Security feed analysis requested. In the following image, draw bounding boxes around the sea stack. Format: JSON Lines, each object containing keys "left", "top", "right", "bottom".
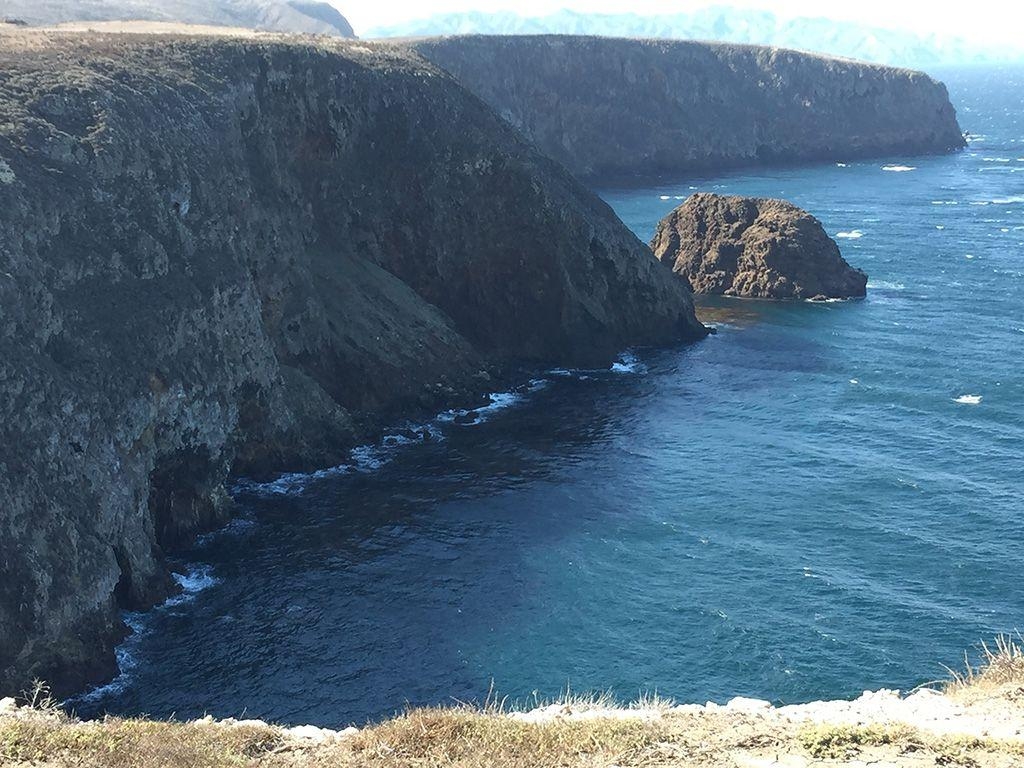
{"left": 651, "top": 193, "right": 868, "bottom": 300}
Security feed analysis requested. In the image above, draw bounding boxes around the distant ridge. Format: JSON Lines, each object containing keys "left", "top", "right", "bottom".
{"left": 412, "top": 35, "right": 965, "bottom": 183}
{"left": 371, "top": 7, "right": 1022, "bottom": 68}
{"left": 2, "top": 0, "right": 355, "bottom": 37}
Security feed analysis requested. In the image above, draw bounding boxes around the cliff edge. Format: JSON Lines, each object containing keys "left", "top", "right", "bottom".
{"left": 411, "top": 35, "right": 966, "bottom": 183}
{"left": 0, "top": 28, "right": 703, "bottom": 697}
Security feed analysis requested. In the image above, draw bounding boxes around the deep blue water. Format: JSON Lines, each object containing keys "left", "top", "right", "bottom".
{"left": 74, "top": 66, "right": 1023, "bottom": 727}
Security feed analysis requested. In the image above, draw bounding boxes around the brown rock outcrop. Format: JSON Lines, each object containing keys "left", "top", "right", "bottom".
{"left": 651, "top": 193, "right": 868, "bottom": 299}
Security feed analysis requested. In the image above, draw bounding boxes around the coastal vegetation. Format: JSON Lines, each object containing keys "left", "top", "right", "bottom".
{"left": 2, "top": 638, "right": 1022, "bottom": 767}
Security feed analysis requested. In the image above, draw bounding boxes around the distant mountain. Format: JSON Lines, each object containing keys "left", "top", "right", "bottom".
{"left": 368, "top": 7, "right": 1020, "bottom": 68}
{"left": 2, "top": 0, "right": 355, "bottom": 37}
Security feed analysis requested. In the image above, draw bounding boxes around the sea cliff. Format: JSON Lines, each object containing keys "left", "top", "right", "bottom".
{"left": 411, "top": 35, "right": 966, "bottom": 182}
{"left": 0, "top": 28, "right": 704, "bottom": 697}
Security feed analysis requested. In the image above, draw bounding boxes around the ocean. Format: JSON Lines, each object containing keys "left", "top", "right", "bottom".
{"left": 73, "top": 65, "right": 1024, "bottom": 727}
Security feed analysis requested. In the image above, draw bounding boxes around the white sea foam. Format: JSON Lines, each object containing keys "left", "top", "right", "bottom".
{"left": 965, "top": 254, "right": 975, "bottom": 260}
{"left": 610, "top": 351, "right": 648, "bottom": 374}
{"left": 165, "top": 564, "right": 220, "bottom": 607}
{"left": 849, "top": 379, "right": 859, "bottom": 385}
{"left": 66, "top": 566, "right": 220, "bottom": 707}
{"left": 936, "top": 225, "right": 945, "bottom": 230}
{"left": 835, "top": 162, "right": 848, "bottom": 167}
{"left": 931, "top": 200, "right": 959, "bottom": 205}
{"left": 881, "top": 164, "right": 916, "bottom": 172}
{"left": 982, "top": 157, "right": 1011, "bottom": 162}
{"left": 865, "top": 280, "right": 905, "bottom": 290}
{"left": 835, "top": 229, "right": 863, "bottom": 239}
{"left": 990, "top": 195, "right": 1024, "bottom": 204}
{"left": 234, "top": 462, "right": 352, "bottom": 497}
{"left": 438, "top": 383, "right": 544, "bottom": 426}
{"left": 954, "top": 394, "right": 983, "bottom": 405}
{"left": 66, "top": 613, "right": 148, "bottom": 706}
{"left": 659, "top": 195, "right": 671, "bottom": 200}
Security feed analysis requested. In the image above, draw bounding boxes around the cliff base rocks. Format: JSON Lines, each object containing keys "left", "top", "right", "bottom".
{"left": 651, "top": 193, "right": 868, "bottom": 300}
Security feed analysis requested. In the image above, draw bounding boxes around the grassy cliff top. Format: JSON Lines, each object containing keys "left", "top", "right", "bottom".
{"left": 2, "top": 639, "right": 1022, "bottom": 767}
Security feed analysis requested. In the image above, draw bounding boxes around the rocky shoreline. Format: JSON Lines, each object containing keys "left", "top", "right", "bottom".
{"left": 0, "top": 24, "right": 966, "bottom": 703}
{"left": 0, "top": 28, "right": 703, "bottom": 698}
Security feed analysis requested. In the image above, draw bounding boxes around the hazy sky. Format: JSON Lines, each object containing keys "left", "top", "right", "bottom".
{"left": 339, "top": 0, "right": 1023, "bottom": 45}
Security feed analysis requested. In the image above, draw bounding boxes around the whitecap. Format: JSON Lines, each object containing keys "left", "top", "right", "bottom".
{"left": 965, "top": 254, "right": 975, "bottom": 259}
{"left": 659, "top": 195, "right": 671, "bottom": 200}
{"left": 930, "top": 200, "right": 959, "bottom": 205}
{"left": 835, "top": 229, "right": 863, "bottom": 239}
{"left": 936, "top": 225, "right": 945, "bottom": 230}
{"left": 953, "top": 394, "right": 982, "bottom": 405}
{"left": 835, "top": 162, "right": 848, "bottom": 167}
{"left": 849, "top": 378, "right": 859, "bottom": 385}
{"left": 865, "top": 280, "right": 905, "bottom": 290}
{"left": 881, "top": 164, "right": 916, "bottom": 172}
{"left": 990, "top": 195, "right": 1024, "bottom": 204}
{"left": 982, "top": 157, "right": 1011, "bottom": 162}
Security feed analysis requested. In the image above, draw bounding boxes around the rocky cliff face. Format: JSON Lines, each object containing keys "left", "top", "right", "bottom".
{"left": 651, "top": 193, "right": 867, "bottom": 299}
{"left": 2, "top": 0, "right": 355, "bottom": 37}
{"left": 0, "top": 29, "right": 703, "bottom": 697}
{"left": 411, "top": 36, "right": 965, "bottom": 183}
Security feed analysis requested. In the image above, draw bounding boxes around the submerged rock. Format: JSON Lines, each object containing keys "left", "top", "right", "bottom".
{"left": 651, "top": 193, "right": 868, "bottom": 300}
{"left": 0, "top": 30, "right": 703, "bottom": 697}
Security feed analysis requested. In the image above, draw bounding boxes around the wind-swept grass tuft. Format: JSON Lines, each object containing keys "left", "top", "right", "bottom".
{"left": 945, "top": 633, "right": 1024, "bottom": 699}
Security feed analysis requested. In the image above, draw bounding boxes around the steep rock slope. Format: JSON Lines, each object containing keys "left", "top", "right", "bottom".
{"left": 0, "top": 29, "right": 703, "bottom": 697}
{"left": 411, "top": 36, "right": 965, "bottom": 182}
{"left": 1, "top": 0, "right": 355, "bottom": 37}
{"left": 652, "top": 193, "right": 868, "bottom": 299}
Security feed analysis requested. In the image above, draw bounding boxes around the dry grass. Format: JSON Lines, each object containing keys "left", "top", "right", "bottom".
{"left": 0, "top": 714, "right": 284, "bottom": 767}
{"left": 3, "top": 640, "right": 1024, "bottom": 766}
{"left": 334, "top": 706, "right": 673, "bottom": 767}
{"left": 945, "top": 633, "right": 1024, "bottom": 701}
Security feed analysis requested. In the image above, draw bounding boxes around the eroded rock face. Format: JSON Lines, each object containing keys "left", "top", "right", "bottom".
{"left": 412, "top": 36, "right": 965, "bottom": 183}
{"left": 0, "top": 30, "right": 704, "bottom": 697}
{"left": 651, "top": 193, "right": 868, "bottom": 299}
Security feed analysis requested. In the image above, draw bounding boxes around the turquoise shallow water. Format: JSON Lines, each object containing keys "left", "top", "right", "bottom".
{"left": 74, "top": 66, "right": 1023, "bottom": 727}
